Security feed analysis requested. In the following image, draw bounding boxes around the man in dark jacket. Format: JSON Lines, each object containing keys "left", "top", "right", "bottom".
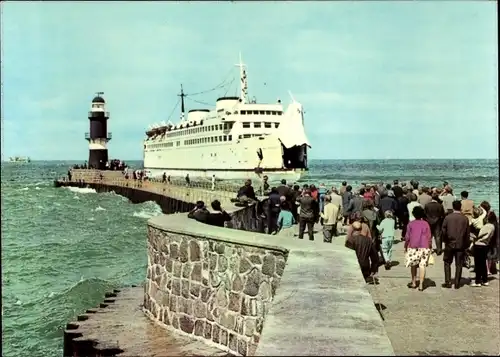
{"left": 347, "top": 188, "right": 365, "bottom": 219}
{"left": 267, "top": 188, "right": 282, "bottom": 234}
{"left": 187, "top": 201, "right": 210, "bottom": 223}
{"left": 297, "top": 190, "right": 315, "bottom": 240}
{"left": 379, "top": 192, "right": 398, "bottom": 219}
{"left": 206, "top": 200, "right": 232, "bottom": 227}
{"left": 392, "top": 180, "right": 403, "bottom": 199}
{"left": 276, "top": 179, "right": 291, "bottom": 200}
{"left": 424, "top": 195, "right": 446, "bottom": 255}
{"left": 237, "top": 179, "right": 257, "bottom": 201}
{"left": 441, "top": 200, "right": 470, "bottom": 289}
{"left": 346, "top": 221, "right": 379, "bottom": 281}
{"left": 396, "top": 190, "right": 410, "bottom": 235}
{"left": 341, "top": 185, "right": 353, "bottom": 224}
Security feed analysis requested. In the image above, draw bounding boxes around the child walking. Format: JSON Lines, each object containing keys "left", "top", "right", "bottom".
{"left": 377, "top": 210, "right": 396, "bottom": 270}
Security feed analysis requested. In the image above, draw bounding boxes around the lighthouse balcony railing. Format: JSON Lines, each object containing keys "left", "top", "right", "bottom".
{"left": 85, "top": 132, "right": 112, "bottom": 140}
{"left": 88, "top": 111, "right": 110, "bottom": 118}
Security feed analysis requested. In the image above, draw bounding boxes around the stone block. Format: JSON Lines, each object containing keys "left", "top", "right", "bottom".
{"left": 191, "top": 262, "right": 202, "bottom": 282}
{"left": 228, "top": 332, "right": 238, "bottom": 353}
{"left": 179, "top": 315, "right": 195, "bottom": 334}
{"left": 161, "top": 290, "right": 170, "bottom": 306}
{"left": 215, "top": 287, "right": 228, "bottom": 309}
{"left": 243, "top": 268, "right": 260, "bottom": 296}
{"left": 232, "top": 273, "right": 244, "bottom": 292}
{"left": 181, "top": 279, "right": 190, "bottom": 298}
{"left": 171, "top": 278, "right": 181, "bottom": 296}
{"left": 189, "top": 240, "right": 201, "bottom": 261}
{"left": 249, "top": 254, "right": 262, "bottom": 265}
{"left": 182, "top": 262, "right": 192, "bottom": 279}
{"left": 173, "top": 261, "right": 182, "bottom": 278}
{"left": 235, "top": 315, "right": 244, "bottom": 335}
{"left": 179, "top": 239, "right": 189, "bottom": 263}
{"left": 237, "top": 336, "right": 249, "bottom": 356}
{"left": 220, "top": 328, "right": 229, "bottom": 346}
{"left": 262, "top": 254, "right": 275, "bottom": 276}
{"left": 220, "top": 311, "right": 236, "bottom": 330}
{"left": 169, "top": 243, "right": 179, "bottom": 260}
{"left": 243, "top": 317, "right": 256, "bottom": 337}
{"left": 209, "top": 252, "right": 218, "bottom": 271}
{"left": 218, "top": 255, "right": 228, "bottom": 272}
{"left": 172, "top": 313, "right": 179, "bottom": 329}
{"left": 165, "top": 256, "right": 173, "bottom": 273}
{"left": 212, "top": 324, "right": 221, "bottom": 344}
{"left": 200, "top": 286, "right": 212, "bottom": 303}
{"left": 169, "top": 295, "right": 178, "bottom": 313}
{"left": 194, "top": 319, "right": 204, "bottom": 336}
{"left": 210, "top": 271, "right": 221, "bottom": 288}
{"left": 275, "top": 256, "right": 286, "bottom": 276}
{"left": 215, "top": 242, "right": 225, "bottom": 254}
{"left": 190, "top": 282, "right": 201, "bottom": 298}
{"left": 193, "top": 299, "right": 207, "bottom": 319}
{"left": 258, "top": 281, "right": 271, "bottom": 301}
{"left": 228, "top": 292, "right": 242, "bottom": 312}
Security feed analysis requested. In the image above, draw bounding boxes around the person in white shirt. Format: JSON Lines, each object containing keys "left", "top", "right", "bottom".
{"left": 407, "top": 193, "right": 421, "bottom": 221}
{"left": 211, "top": 175, "right": 216, "bottom": 191}
{"left": 320, "top": 195, "right": 341, "bottom": 243}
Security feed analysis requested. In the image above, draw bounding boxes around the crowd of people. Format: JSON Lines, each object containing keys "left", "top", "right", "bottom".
{"left": 231, "top": 177, "right": 499, "bottom": 290}
{"left": 71, "top": 159, "right": 128, "bottom": 171}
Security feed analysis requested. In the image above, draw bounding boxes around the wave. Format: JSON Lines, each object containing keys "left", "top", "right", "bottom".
{"left": 19, "top": 187, "right": 29, "bottom": 191}
{"left": 66, "top": 187, "right": 97, "bottom": 194}
{"left": 95, "top": 206, "right": 106, "bottom": 211}
{"left": 132, "top": 201, "right": 163, "bottom": 219}
{"left": 35, "top": 187, "right": 41, "bottom": 190}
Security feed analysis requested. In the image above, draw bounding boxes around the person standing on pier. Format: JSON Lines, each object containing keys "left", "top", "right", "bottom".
{"left": 441, "top": 200, "right": 470, "bottom": 289}
{"left": 418, "top": 187, "right": 432, "bottom": 207}
{"left": 320, "top": 195, "right": 341, "bottom": 242}
{"left": 392, "top": 180, "right": 403, "bottom": 199}
{"left": 440, "top": 186, "right": 455, "bottom": 214}
{"left": 340, "top": 181, "right": 348, "bottom": 195}
{"left": 470, "top": 211, "right": 497, "bottom": 287}
{"left": 297, "top": 189, "right": 315, "bottom": 241}
{"left": 185, "top": 174, "right": 191, "bottom": 187}
{"left": 377, "top": 210, "right": 396, "bottom": 270}
{"left": 211, "top": 175, "right": 216, "bottom": 191}
{"left": 267, "top": 188, "right": 281, "bottom": 234}
{"left": 346, "top": 221, "right": 379, "bottom": 282}
{"left": 276, "top": 201, "right": 296, "bottom": 238}
{"left": 460, "top": 191, "right": 474, "bottom": 223}
{"left": 67, "top": 168, "right": 72, "bottom": 182}
{"left": 424, "top": 195, "right": 446, "bottom": 255}
{"left": 404, "top": 206, "right": 432, "bottom": 291}
{"left": 162, "top": 172, "right": 167, "bottom": 184}
{"left": 341, "top": 185, "right": 353, "bottom": 225}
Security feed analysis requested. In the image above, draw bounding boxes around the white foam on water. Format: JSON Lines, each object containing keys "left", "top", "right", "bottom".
{"left": 15, "top": 300, "right": 22, "bottom": 306}
{"left": 66, "top": 187, "right": 97, "bottom": 194}
{"left": 73, "top": 196, "right": 80, "bottom": 200}
{"left": 20, "top": 187, "right": 29, "bottom": 191}
{"left": 88, "top": 217, "right": 95, "bottom": 221}
{"left": 132, "top": 201, "right": 163, "bottom": 219}
{"left": 35, "top": 187, "right": 41, "bottom": 190}
{"left": 95, "top": 206, "right": 106, "bottom": 211}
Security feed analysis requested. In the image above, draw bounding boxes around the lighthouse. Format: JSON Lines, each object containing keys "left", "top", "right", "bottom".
{"left": 85, "top": 92, "right": 111, "bottom": 169}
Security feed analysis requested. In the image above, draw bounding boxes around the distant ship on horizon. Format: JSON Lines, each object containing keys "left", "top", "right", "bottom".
{"left": 8, "top": 156, "right": 31, "bottom": 163}
{"left": 143, "top": 53, "right": 311, "bottom": 182}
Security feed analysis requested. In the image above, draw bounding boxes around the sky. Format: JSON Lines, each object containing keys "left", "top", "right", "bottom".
{"left": 1, "top": 1, "right": 498, "bottom": 160}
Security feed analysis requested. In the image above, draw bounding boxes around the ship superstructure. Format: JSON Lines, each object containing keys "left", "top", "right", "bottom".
{"left": 143, "top": 54, "right": 310, "bottom": 181}
{"left": 8, "top": 156, "right": 31, "bottom": 163}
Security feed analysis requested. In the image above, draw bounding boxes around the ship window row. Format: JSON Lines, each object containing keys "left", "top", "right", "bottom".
{"left": 239, "top": 134, "right": 264, "bottom": 139}
{"left": 168, "top": 123, "right": 234, "bottom": 137}
{"left": 148, "top": 142, "right": 175, "bottom": 149}
{"left": 242, "top": 122, "right": 280, "bottom": 129}
{"left": 240, "top": 110, "right": 282, "bottom": 115}
{"left": 184, "top": 135, "right": 233, "bottom": 145}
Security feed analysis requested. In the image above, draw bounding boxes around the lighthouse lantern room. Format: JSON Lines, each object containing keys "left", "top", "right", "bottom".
{"left": 85, "top": 92, "right": 112, "bottom": 169}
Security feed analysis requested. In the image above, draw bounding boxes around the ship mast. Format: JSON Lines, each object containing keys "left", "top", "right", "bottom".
{"left": 178, "top": 84, "right": 186, "bottom": 121}
{"left": 235, "top": 52, "right": 248, "bottom": 104}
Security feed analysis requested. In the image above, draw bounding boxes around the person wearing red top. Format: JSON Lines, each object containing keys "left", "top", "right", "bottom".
{"left": 363, "top": 186, "right": 375, "bottom": 200}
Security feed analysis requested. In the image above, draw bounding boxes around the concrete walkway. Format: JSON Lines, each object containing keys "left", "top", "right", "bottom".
{"left": 295, "top": 224, "right": 499, "bottom": 356}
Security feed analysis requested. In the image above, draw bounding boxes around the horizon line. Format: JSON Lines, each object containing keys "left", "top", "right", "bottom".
{"left": 3, "top": 158, "right": 499, "bottom": 162}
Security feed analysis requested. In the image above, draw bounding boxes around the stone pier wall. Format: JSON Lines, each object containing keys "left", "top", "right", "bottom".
{"left": 144, "top": 224, "right": 287, "bottom": 356}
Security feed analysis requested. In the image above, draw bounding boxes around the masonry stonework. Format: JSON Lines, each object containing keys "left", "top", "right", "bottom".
{"left": 144, "top": 226, "right": 287, "bottom": 356}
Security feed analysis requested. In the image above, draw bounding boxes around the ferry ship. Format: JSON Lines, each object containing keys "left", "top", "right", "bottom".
{"left": 143, "top": 54, "right": 310, "bottom": 182}
{"left": 8, "top": 156, "right": 31, "bottom": 163}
